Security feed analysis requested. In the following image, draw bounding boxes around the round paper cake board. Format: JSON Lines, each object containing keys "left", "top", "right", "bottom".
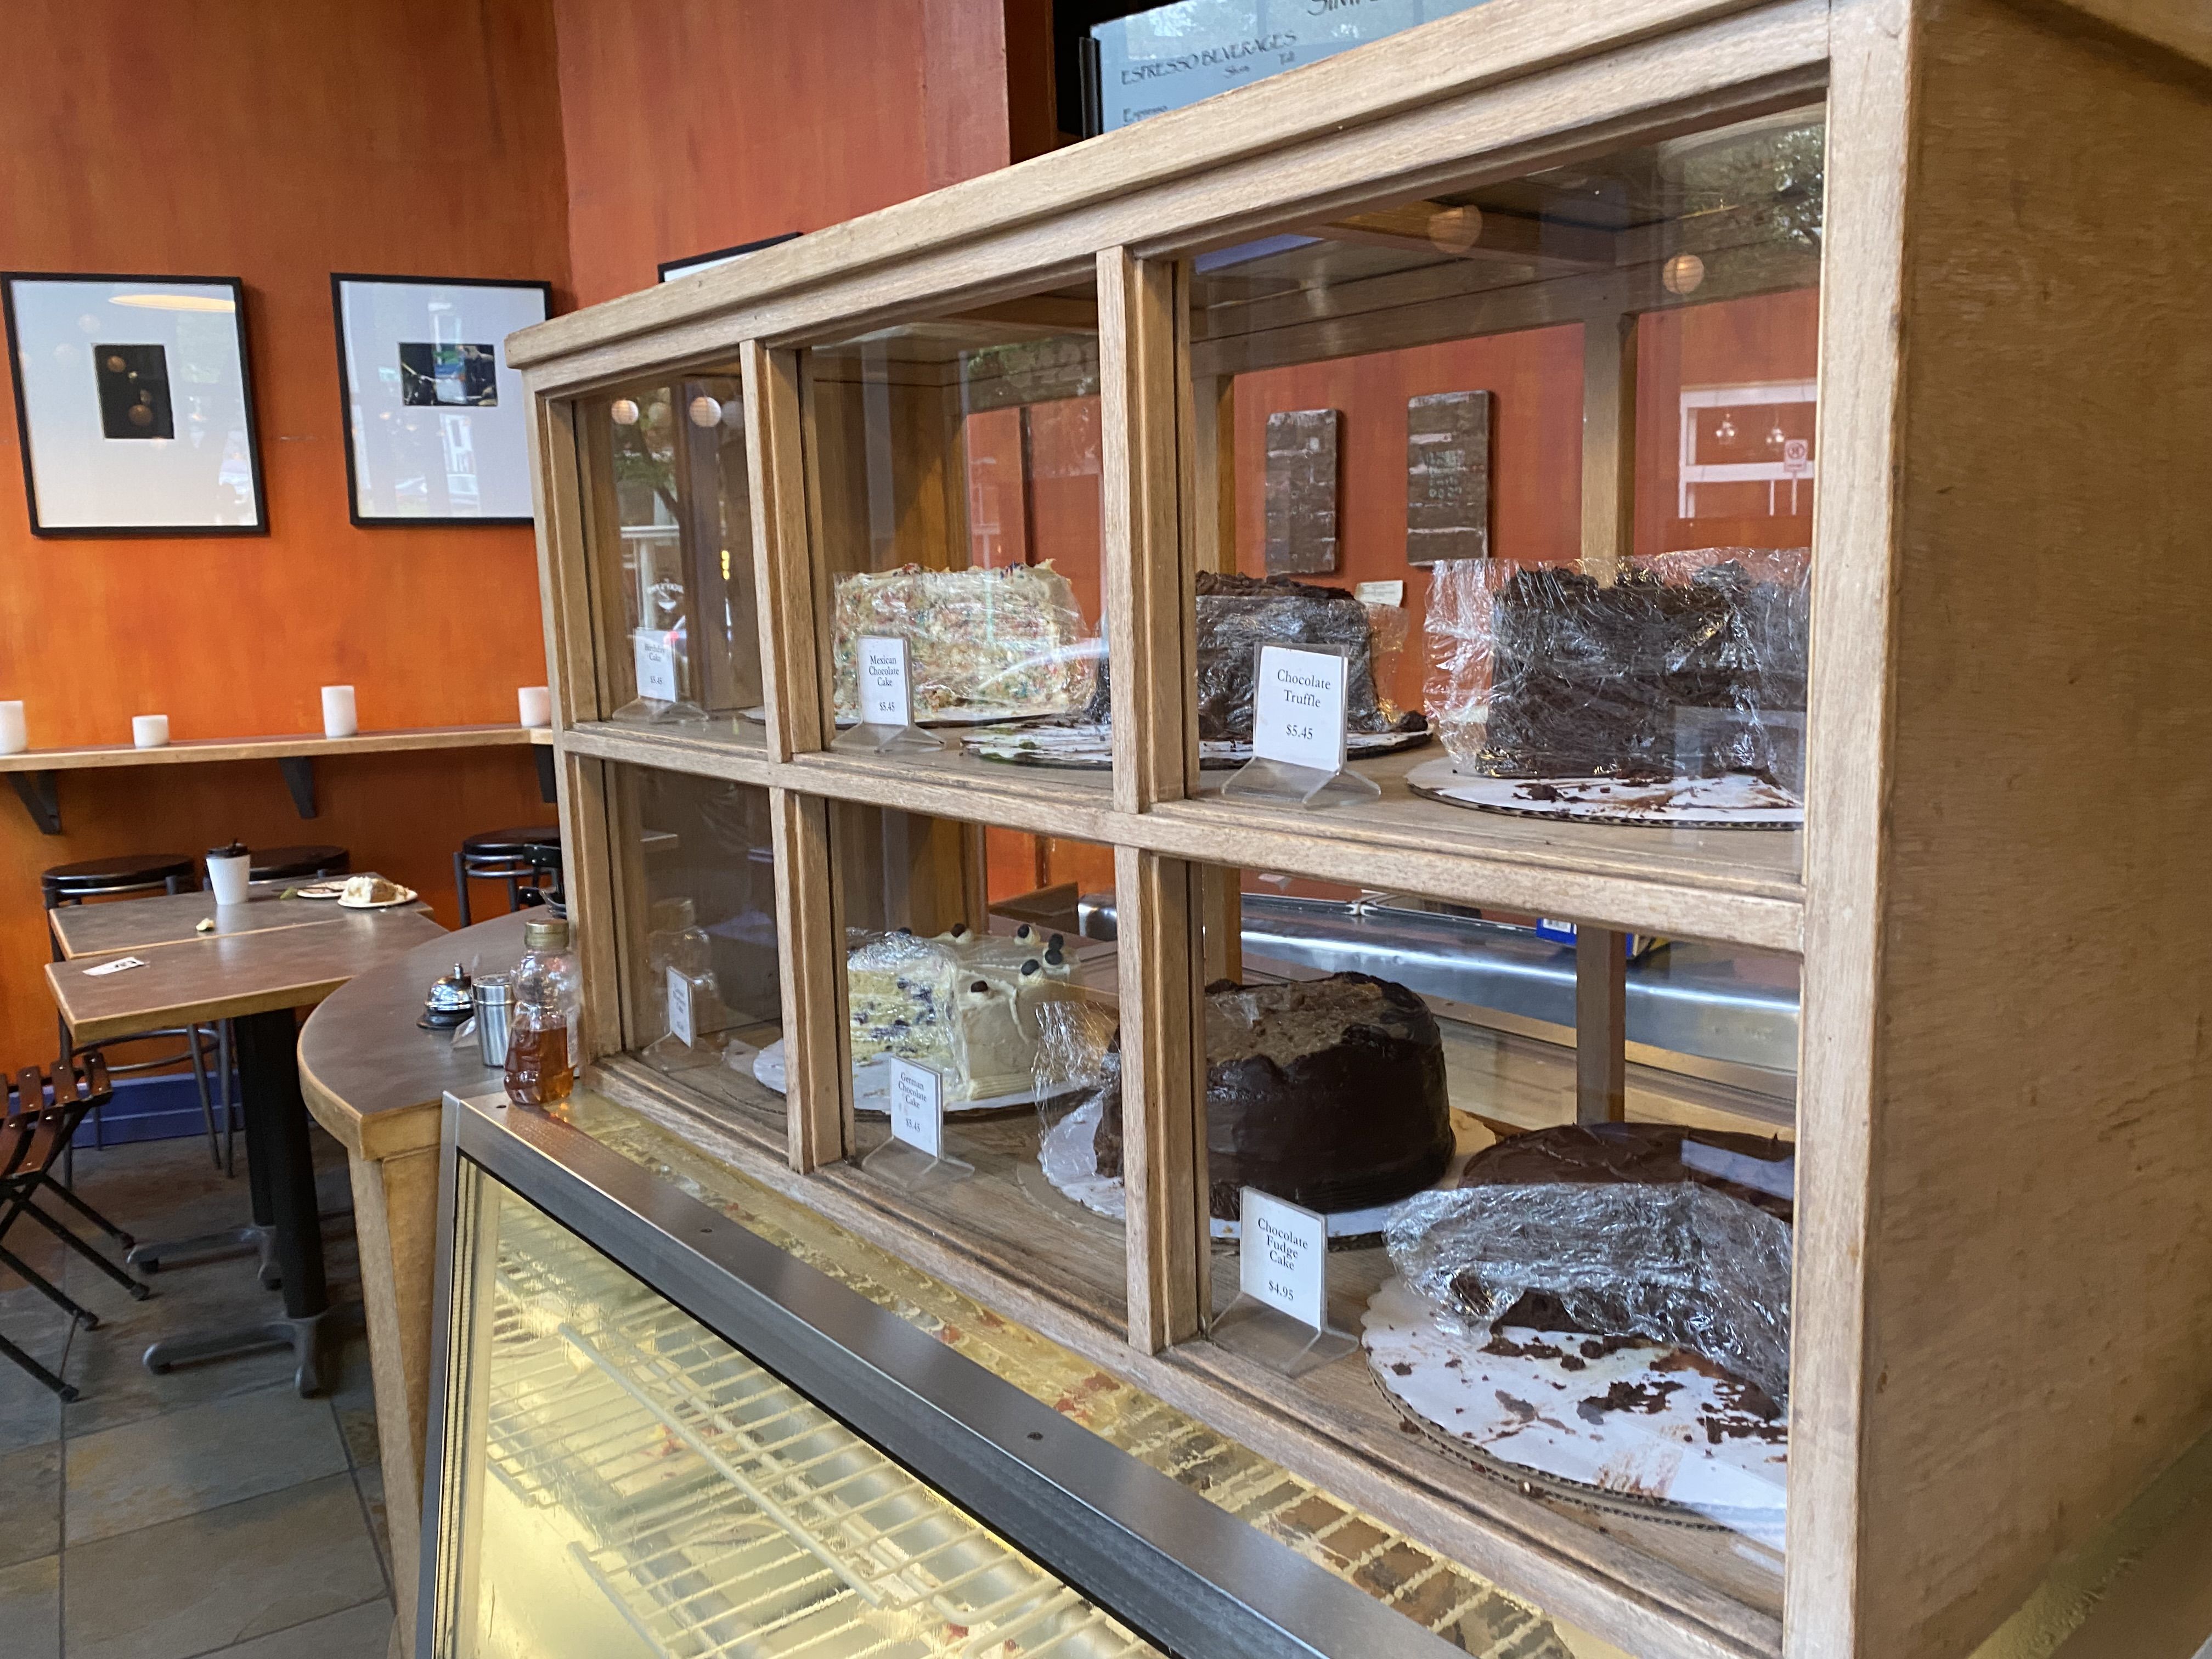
{"left": 966, "top": 721, "right": 1431, "bottom": 771}
{"left": 1039, "top": 1100, "right": 1494, "bottom": 1240}
{"left": 752, "top": 1039, "right": 1037, "bottom": 1115}
{"left": 1405, "top": 759, "right": 1803, "bottom": 828}
{"left": 1361, "top": 1276, "right": 1787, "bottom": 1533}
{"left": 742, "top": 704, "right": 1061, "bottom": 730}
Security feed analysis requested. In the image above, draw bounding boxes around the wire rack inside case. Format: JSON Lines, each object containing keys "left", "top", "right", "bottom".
{"left": 480, "top": 1198, "right": 1160, "bottom": 1659}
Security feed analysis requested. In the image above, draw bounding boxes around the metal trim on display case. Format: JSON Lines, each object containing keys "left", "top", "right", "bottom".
{"left": 415, "top": 1089, "right": 1463, "bottom": 1659}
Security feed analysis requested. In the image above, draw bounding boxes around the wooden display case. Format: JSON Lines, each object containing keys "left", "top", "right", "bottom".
{"left": 505, "top": 3, "right": 2212, "bottom": 1656}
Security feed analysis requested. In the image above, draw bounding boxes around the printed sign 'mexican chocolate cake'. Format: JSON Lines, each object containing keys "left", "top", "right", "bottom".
{"left": 1093, "top": 972, "right": 1453, "bottom": 1220}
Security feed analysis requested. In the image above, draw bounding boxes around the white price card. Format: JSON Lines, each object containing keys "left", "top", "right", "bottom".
{"left": 1251, "top": 644, "right": 1348, "bottom": 774}
{"left": 1353, "top": 579, "right": 1404, "bottom": 607}
{"left": 887, "top": 1057, "right": 943, "bottom": 1157}
{"left": 1239, "top": 1188, "right": 1328, "bottom": 1331}
{"left": 857, "top": 635, "right": 913, "bottom": 727}
{"left": 633, "top": 630, "right": 680, "bottom": 702}
{"left": 84, "top": 956, "right": 147, "bottom": 977}
{"left": 666, "top": 966, "right": 696, "bottom": 1048}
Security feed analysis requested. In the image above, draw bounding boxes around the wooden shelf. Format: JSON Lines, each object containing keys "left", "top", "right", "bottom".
{"left": 554, "top": 723, "right": 1802, "bottom": 951}
{"left": 0, "top": 723, "right": 548, "bottom": 834}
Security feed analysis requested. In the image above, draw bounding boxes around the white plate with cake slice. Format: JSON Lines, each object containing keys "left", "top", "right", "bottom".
{"left": 1407, "top": 761, "right": 1803, "bottom": 828}
{"left": 1040, "top": 1099, "right": 1494, "bottom": 1241}
{"left": 751, "top": 1040, "right": 1038, "bottom": 1115}
{"left": 1361, "top": 1275, "right": 1787, "bottom": 1536}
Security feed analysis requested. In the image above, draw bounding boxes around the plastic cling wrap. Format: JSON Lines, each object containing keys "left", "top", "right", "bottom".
{"left": 1421, "top": 551, "right": 1809, "bottom": 790}
{"left": 1387, "top": 1182, "right": 1793, "bottom": 1407}
{"left": 831, "top": 562, "right": 1099, "bottom": 723}
{"left": 1031, "top": 998, "right": 1118, "bottom": 1139}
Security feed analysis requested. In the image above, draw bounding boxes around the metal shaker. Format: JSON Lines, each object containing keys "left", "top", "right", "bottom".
{"left": 472, "top": 974, "right": 515, "bottom": 1068}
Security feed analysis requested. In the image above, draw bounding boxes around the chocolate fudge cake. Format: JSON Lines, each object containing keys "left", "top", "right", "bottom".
{"left": 832, "top": 562, "right": 1096, "bottom": 723}
{"left": 1476, "top": 561, "right": 1807, "bottom": 787}
{"left": 1093, "top": 972, "right": 1453, "bottom": 1220}
{"left": 1436, "top": 1122, "right": 1795, "bottom": 1408}
{"left": 1084, "top": 571, "right": 1422, "bottom": 741}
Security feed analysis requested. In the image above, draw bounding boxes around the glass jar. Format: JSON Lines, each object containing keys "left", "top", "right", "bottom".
{"left": 505, "top": 917, "right": 582, "bottom": 1108}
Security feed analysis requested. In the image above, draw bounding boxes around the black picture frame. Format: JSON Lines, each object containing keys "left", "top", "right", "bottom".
{"left": 1, "top": 270, "right": 269, "bottom": 539}
{"left": 330, "top": 272, "right": 553, "bottom": 529}
{"left": 657, "top": 233, "right": 802, "bottom": 284}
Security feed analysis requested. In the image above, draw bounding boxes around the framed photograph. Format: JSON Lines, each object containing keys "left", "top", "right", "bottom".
{"left": 2, "top": 272, "right": 268, "bottom": 537}
{"left": 331, "top": 273, "right": 551, "bottom": 526}
{"left": 658, "top": 232, "right": 799, "bottom": 284}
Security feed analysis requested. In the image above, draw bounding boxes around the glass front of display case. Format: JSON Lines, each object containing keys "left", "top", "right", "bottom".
{"left": 798, "top": 282, "right": 1109, "bottom": 777}
{"left": 1180, "top": 107, "right": 1822, "bottom": 875}
{"left": 427, "top": 1163, "right": 1167, "bottom": 1659}
{"left": 607, "top": 763, "right": 784, "bottom": 1139}
{"left": 578, "top": 373, "right": 761, "bottom": 737}
{"left": 824, "top": 804, "right": 1125, "bottom": 1323}
{"left": 1170, "top": 859, "right": 1794, "bottom": 1612}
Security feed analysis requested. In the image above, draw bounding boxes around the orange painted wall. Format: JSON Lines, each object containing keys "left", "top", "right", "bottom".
{"left": 0, "top": 0, "right": 570, "bottom": 1064}
{"left": 554, "top": 0, "right": 1039, "bottom": 307}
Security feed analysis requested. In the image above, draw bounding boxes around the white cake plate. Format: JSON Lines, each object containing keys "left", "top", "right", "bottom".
{"left": 1361, "top": 1276, "right": 1788, "bottom": 1537}
{"left": 1039, "top": 1099, "right": 1493, "bottom": 1240}
{"left": 752, "top": 1039, "right": 1037, "bottom": 1115}
{"left": 965, "top": 720, "right": 1430, "bottom": 771}
{"left": 1406, "top": 760, "right": 1803, "bottom": 828}
{"left": 742, "top": 704, "right": 1066, "bottom": 730}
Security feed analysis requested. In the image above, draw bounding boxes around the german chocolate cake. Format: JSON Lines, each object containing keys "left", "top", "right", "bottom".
{"left": 1094, "top": 972, "right": 1453, "bottom": 1220}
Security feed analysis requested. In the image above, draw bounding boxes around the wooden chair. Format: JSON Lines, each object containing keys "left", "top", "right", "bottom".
{"left": 0, "top": 1055, "right": 150, "bottom": 1400}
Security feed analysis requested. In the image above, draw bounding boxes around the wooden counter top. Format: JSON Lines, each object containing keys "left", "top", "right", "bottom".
{"left": 298, "top": 910, "right": 533, "bottom": 1160}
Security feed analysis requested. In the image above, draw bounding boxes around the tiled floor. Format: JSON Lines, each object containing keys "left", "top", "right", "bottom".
{"left": 0, "top": 1132, "right": 395, "bottom": 1659}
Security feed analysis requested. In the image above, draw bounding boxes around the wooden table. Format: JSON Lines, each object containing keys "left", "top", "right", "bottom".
{"left": 47, "top": 878, "right": 431, "bottom": 958}
{"left": 47, "top": 903, "right": 445, "bottom": 1394}
{"left": 297, "top": 910, "right": 531, "bottom": 1659}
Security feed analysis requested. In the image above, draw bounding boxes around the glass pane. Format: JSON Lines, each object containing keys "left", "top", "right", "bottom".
{"left": 800, "top": 283, "right": 1109, "bottom": 775}
{"left": 822, "top": 804, "right": 1125, "bottom": 1325}
{"left": 578, "top": 374, "right": 761, "bottom": 738}
{"left": 563, "top": 1085, "right": 1632, "bottom": 1659}
{"left": 1185, "top": 106, "right": 1822, "bottom": 877}
{"left": 445, "top": 1172, "right": 1164, "bottom": 1659}
{"left": 1173, "top": 861, "right": 1793, "bottom": 1611}
{"left": 607, "top": 764, "right": 784, "bottom": 1140}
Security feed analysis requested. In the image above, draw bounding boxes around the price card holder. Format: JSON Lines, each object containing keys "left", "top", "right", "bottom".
{"left": 642, "top": 967, "right": 727, "bottom": 1075}
{"left": 832, "top": 635, "right": 945, "bottom": 754}
{"left": 1208, "top": 1187, "right": 1357, "bottom": 1378}
{"left": 1221, "top": 643, "right": 1381, "bottom": 810}
{"left": 622, "top": 628, "right": 705, "bottom": 723}
{"left": 859, "top": 1058, "right": 973, "bottom": 1192}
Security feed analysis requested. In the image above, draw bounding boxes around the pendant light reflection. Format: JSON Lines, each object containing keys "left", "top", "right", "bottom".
{"left": 687, "top": 394, "right": 722, "bottom": 428}
{"left": 610, "top": 397, "right": 641, "bottom": 426}
{"left": 1661, "top": 251, "right": 1707, "bottom": 296}
{"left": 1425, "top": 205, "right": 1483, "bottom": 255}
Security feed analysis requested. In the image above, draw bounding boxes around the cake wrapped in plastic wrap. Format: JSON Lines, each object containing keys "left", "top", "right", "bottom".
{"left": 1085, "top": 571, "right": 1421, "bottom": 741}
{"left": 1422, "top": 550, "right": 1809, "bottom": 791}
{"left": 1387, "top": 1174, "right": 1793, "bottom": 1408}
{"left": 846, "top": 924, "right": 1078, "bottom": 1102}
{"left": 831, "top": 562, "right": 1098, "bottom": 723}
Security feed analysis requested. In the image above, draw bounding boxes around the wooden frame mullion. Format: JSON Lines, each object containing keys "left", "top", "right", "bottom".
{"left": 770, "top": 786, "right": 851, "bottom": 1172}
{"left": 742, "top": 342, "right": 820, "bottom": 761}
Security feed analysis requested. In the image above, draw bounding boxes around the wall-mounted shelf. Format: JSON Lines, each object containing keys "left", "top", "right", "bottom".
{"left": 0, "top": 723, "right": 554, "bottom": 834}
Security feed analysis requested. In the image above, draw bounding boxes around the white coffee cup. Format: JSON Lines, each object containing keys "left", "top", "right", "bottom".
{"left": 321, "top": 685, "right": 358, "bottom": 739}
{"left": 132, "top": 715, "right": 170, "bottom": 748}
{"left": 205, "top": 846, "right": 251, "bottom": 906}
{"left": 517, "top": 686, "right": 551, "bottom": 728}
{"left": 0, "top": 702, "right": 25, "bottom": 756}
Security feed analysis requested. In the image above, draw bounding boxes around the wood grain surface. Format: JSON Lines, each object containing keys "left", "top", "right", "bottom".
{"left": 48, "top": 877, "right": 427, "bottom": 959}
{"left": 48, "top": 909, "right": 444, "bottom": 1044}
{"left": 0, "top": 725, "right": 538, "bottom": 776}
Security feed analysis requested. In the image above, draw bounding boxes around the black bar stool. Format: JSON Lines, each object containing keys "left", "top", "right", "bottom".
{"left": 453, "top": 825, "right": 562, "bottom": 926}
{"left": 42, "top": 854, "right": 227, "bottom": 1180}
{"left": 247, "top": 844, "right": 350, "bottom": 883}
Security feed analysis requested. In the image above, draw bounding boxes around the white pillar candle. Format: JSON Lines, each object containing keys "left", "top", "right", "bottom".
{"left": 132, "top": 714, "right": 170, "bottom": 748}
{"left": 321, "top": 684, "right": 358, "bottom": 738}
{"left": 0, "top": 702, "right": 24, "bottom": 756}
{"left": 517, "top": 685, "right": 552, "bottom": 728}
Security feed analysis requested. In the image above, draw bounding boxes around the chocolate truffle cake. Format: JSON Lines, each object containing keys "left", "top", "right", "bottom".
{"left": 1084, "top": 571, "right": 1421, "bottom": 741}
{"left": 1093, "top": 972, "right": 1454, "bottom": 1220}
{"left": 1479, "top": 561, "right": 1807, "bottom": 787}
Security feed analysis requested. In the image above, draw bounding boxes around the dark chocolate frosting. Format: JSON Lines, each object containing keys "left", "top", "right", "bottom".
{"left": 1095, "top": 972, "right": 1454, "bottom": 1221}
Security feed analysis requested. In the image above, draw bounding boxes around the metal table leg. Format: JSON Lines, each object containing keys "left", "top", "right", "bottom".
{"left": 127, "top": 1075, "right": 279, "bottom": 1285}
{"left": 143, "top": 1008, "right": 345, "bottom": 1395}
